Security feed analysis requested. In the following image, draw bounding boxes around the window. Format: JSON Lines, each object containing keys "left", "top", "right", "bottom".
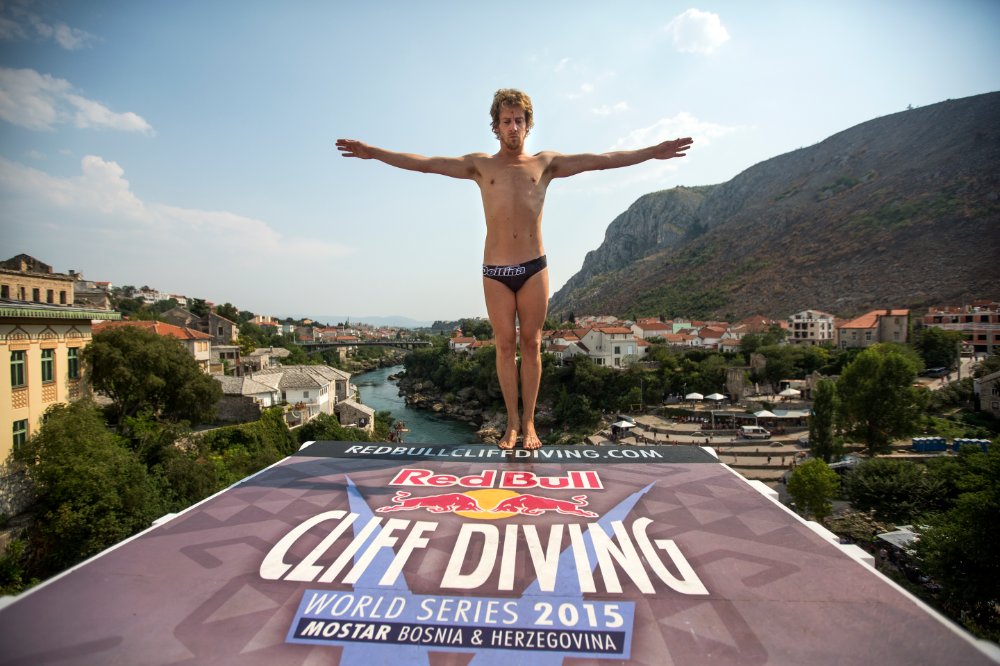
{"left": 303, "top": 391, "right": 310, "bottom": 399}
{"left": 68, "top": 348, "right": 80, "bottom": 379}
{"left": 41, "top": 349, "right": 55, "bottom": 382}
{"left": 60, "top": 290, "right": 67, "bottom": 304}
{"left": 32, "top": 288, "right": 40, "bottom": 301}
{"left": 46, "top": 289, "right": 54, "bottom": 303}
{"left": 10, "top": 350, "right": 26, "bottom": 387}
{"left": 13, "top": 419, "right": 28, "bottom": 451}
{"left": 0, "top": 285, "right": 7, "bottom": 298}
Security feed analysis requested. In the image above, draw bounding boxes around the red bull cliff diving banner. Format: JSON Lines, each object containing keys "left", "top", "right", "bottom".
{"left": 0, "top": 442, "right": 996, "bottom": 665}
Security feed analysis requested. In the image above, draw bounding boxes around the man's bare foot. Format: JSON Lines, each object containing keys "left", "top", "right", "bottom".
{"left": 498, "top": 428, "right": 518, "bottom": 450}
{"left": 522, "top": 423, "right": 542, "bottom": 450}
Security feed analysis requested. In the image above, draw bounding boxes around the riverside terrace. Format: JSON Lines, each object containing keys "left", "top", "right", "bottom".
{"left": 1, "top": 442, "right": 997, "bottom": 665}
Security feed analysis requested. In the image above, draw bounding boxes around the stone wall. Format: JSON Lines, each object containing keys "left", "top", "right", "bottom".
{"left": 0, "top": 459, "right": 34, "bottom": 518}
{"left": 215, "top": 396, "right": 263, "bottom": 423}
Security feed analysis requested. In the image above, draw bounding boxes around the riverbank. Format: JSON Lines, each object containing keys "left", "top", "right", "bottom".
{"left": 354, "top": 366, "right": 480, "bottom": 445}
{"left": 394, "top": 372, "right": 510, "bottom": 444}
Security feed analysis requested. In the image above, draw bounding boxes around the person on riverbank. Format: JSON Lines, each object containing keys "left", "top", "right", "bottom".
{"left": 336, "top": 89, "right": 692, "bottom": 450}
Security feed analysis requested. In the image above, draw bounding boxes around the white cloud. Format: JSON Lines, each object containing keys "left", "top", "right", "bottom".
{"left": 566, "top": 82, "right": 595, "bottom": 100}
{"left": 0, "top": 155, "right": 353, "bottom": 270}
{"left": 0, "top": 67, "right": 154, "bottom": 134}
{"left": 664, "top": 8, "right": 730, "bottom": 54}
{"left": 52, "top": 23, "right": 95, "bottom": 50}
{"left": 0, "top": 5, "right": 96, "bottom": 50}
{"left": 592, "top": 101, "right": 630, "bottom": 116}
{"left": 611, "top": 112, "right": 736, "bottom": 151}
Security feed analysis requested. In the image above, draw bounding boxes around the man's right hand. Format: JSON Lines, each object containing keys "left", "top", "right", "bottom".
{"left": 335, "top": 139, "right": 373, "bottom": 159}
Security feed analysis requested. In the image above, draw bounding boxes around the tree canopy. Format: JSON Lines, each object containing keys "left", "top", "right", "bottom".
{"left": 787, "top": 458, "right": 840, "bottom": 522}
{"left": 809, "top": 378, "right": 842, "bottom": 462}
{"left": 14, "top": 401, "right": 164, "bottom": 573}
{"left": 83, "top": 326, "right": 222, "bottom": 429}
{"left": 836, "top": 344, "right": 925, "bottom": 455}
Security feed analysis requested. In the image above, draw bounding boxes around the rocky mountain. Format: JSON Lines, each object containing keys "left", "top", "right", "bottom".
{"left": 550, "top": 92, "right": 1000, "bottom": 321}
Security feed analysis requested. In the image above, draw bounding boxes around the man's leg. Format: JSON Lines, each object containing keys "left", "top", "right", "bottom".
{"left": 514, "top": 268, "right": 549, "bottom": 450}
{"left": 483, "top": 278, "right": 520, "bottom": 449}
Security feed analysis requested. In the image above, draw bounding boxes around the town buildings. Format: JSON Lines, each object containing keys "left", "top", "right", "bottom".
{"left": 973, "top": 369, "right": 1000, "bottom": 420}
{"left": 922, "top": 301, "right": 1000, "bottom": 357}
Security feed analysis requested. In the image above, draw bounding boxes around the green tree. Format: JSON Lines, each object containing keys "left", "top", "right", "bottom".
{"left": 809, "top": 379, "right": 842, "bottom": 462}
{"left": 84, "top": 326, "right": 222, "bottom": 429}
{"left": 238, "top": 335, "right": 258, "bottom": 355}
{"left": 916, "top": 446, "right": 1000, "bottom": 641}
{"left": 913, "top": 326, "right": 962, "bottom": 370}
{"left": 296, "top": 413, "right": 373, "bottom": 443}
{"left": 837, "top": 344, "right": 925, "bottom": 456}
{"left": 973, "top": 353, "right": 1000, "bottom": 378}
{"left": 214, "top": 302, "right": 240, "bottom": 323}
{"left": 14, "top": 401, "right": 164, "bottom": 573}
{"left": 189, "top": 298, "right": 211, "bottom": 317}
{"left": 843, "top": 458, "right": 945, "bottom": 522}
{"left": 787, "top": 458, "right": 840, "bottom": 522}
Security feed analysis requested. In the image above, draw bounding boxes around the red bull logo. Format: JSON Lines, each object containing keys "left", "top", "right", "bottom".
{"left": 377, "top": 491, "right": 483, "bottom": 513}
{"left": 487, "top": 493, "right": 597, "bottom": 518}
{"left": 388, "top": 468, "right": 603, "bottom": 490}
{"left": 375, "top": 489, "right": 598, "bottom": 519}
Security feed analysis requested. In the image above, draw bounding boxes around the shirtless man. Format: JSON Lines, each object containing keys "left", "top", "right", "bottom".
{"left": 337, "top": 89, "right": 692, "bottom": 450}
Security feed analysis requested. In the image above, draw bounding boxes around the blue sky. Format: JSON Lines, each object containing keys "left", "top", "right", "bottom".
{"left": 1, "top": 1, "right": 998, "bottom": 324}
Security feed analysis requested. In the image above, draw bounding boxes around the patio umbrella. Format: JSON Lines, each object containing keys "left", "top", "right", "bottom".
{"left": 754, "top": 410, "right": 777, "bottom": 418}
{"left": 611, "top": 420, "right": 636, "bottom": 429}
{"left": 705, "top": 393, "right": 725, "bottom": 401}
{"left": 779, "top": 388, "right": 801, "bottom": 397}
{"left": 685, "top": 392, "right": 704, "bottom": 401}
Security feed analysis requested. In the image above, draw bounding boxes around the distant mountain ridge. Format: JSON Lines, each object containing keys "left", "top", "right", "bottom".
{"left": 550, "top": 92, "right": 1000, "bottom": 320}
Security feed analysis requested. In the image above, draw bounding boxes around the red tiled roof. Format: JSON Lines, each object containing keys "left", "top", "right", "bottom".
{"left": 94, "top": 320, "right": 211, "bottom": 341}
{"left": 838, "top": 309, "right": 909, "bottom": 329}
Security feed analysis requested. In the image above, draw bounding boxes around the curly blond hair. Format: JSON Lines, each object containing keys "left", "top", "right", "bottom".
{"left": 490, "top": 88, "right": 534, "bottom": 138}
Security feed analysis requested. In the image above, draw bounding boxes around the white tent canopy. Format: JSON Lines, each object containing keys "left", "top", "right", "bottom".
{"left": 754, "top": 410, "right": 777, "bottom": 418}
{"left": 685, "top": 392, "right": 704, "bottom": 401}
{"left": 611, "top": 420, "right": 636, "bottom": 429}
{"left": 779, "top": 388, "right": 801, "bottom": 397}
{"left": 705, "top": 393, "right": 726, "bottom": 401}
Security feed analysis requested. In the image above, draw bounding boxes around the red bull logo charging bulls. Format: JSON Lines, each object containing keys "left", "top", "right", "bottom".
{"left": 376, "top": 467, "right": 602, "bottom": 519}
{"left": 377, "top": 490, "right": 598, "bottom": 518}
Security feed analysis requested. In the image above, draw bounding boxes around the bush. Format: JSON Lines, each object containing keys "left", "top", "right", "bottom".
{"left": 14, "top": 401, "right": 164, "bottom": 574}
{"left": 843, "top": 458, "right": 945, "bottom": 522}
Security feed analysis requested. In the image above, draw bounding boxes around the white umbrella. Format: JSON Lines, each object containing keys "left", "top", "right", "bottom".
{"left": 611, "top": 420, "right": 636, "bottom": 429}
{"left": 705, "top": 393, "right": 725, "bottom": 401}
{"left": 779, "top": 388, "right": 801, "bottom": 397}
{"left": 754, "top": 410, "right": 777, "bottom": 418}
{"left": 685, "top": 392, "right": 704, "bottom": 401}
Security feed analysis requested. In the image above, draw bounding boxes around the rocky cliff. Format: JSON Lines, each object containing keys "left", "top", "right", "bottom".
{"left": 550, "top": 92, "right": 1000, "bottom": 320}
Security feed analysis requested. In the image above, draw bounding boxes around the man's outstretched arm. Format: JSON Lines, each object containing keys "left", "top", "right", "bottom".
{"left": 336, "top": 139, "right": 482, "bottom": 180}
{"left": 546, "top": 137, "right": 693, "bottom": 179}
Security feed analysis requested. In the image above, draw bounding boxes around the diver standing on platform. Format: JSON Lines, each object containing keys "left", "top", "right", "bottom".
{"left": 337, "top": 89, "right": 692, "bottom": 451}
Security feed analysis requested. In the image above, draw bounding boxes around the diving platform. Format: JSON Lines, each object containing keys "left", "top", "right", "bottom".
{"left": 0, "top": 443, "right": 996, "bottom": 665}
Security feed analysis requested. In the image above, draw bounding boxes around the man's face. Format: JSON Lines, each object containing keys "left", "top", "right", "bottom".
{"left": 497, "top": 104, "right": 527, "bottom": 151}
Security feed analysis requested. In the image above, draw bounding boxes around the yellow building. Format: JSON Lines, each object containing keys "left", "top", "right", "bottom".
{"left": 834, "top": 309, "right": 909, "bottom": 349}
{"left": 1, "top": 301, "right": 120, "bottom": 461}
